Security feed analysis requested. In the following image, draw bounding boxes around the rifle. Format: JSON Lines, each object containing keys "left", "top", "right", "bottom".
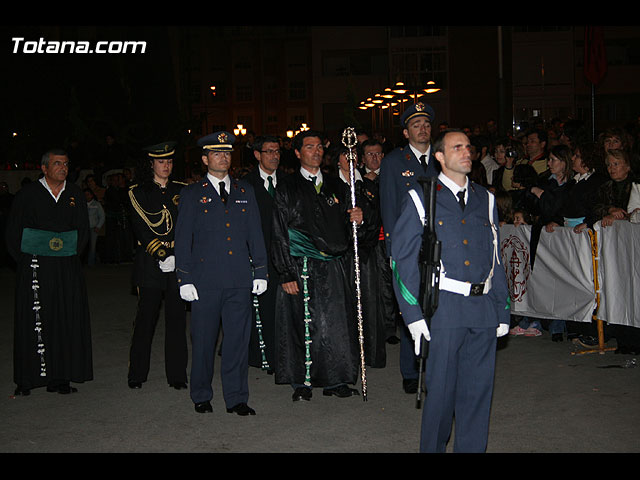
{"left": 415, "top": 176, "right": 441, "bottom": 409}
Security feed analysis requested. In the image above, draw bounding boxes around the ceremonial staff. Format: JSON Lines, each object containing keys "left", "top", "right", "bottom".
{"left": 341, "top": 127, "right": 367, "bottom": 401}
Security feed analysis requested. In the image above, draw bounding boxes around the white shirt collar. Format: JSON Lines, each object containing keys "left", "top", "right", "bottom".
{"left": 409, "top": 143, "right": 431, "bottom": 164}
{"left": 258, "top": 165, "right": 277, "bottom": 189}
{"left": 300, "top": 166, "right": 323, "bottom": 185}
{"left": 207, "top": 173, "right": 230, "bottom": 195}
{"left": 39, "top": 177, "right": 66, "bottom": 202}
{"left": 574, "top": 170, "right": 593, "bottom": 182}
{"left": 438, "top": 172, "right": 469, "bottom": 202}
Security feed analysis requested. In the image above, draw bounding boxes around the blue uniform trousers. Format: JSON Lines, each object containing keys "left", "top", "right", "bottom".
{"left": 190, "top": 287, "right": 252, "bottom": 408}
{"left": 420, "top": 326, "right": 496, "bottom": 453}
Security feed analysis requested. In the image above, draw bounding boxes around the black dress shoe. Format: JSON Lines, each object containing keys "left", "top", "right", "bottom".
{"left": 57, "top": 384, "right": 78, "bottom": 394}
{"left": 194, "top": 401, "right": 213, "bottom": 413}
{"left": 226, "top": 402, "right": 256, "bottom": 416}
{"left": 403, "top": 378, "right": 418, "bottom": 394}
{"left": 169, "top": 382, "right": 187, "bottom": 390}
{"left": 292, "top": 386, "right": 312, "bottom": 402}
{"left": 322, "top": 385, "right": 360, "bottom": 398}
{"left": 386, "top": 335, "right": 400, "bottom": 345}
{"left": 13, "top": 386, "right": 31, "bottom": 396}
{"left": 552, "top": 333, "right": 564, "bottom": 342}
{"left": 128, "top": 381, "right": 142, "bottom": 389}
{"left": 47, "top": 384, "right": 78, "bottom": 394}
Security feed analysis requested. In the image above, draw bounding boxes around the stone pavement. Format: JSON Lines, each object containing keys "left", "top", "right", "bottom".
{"left": 1, "top": 264, "right": 639, "bottom": 453}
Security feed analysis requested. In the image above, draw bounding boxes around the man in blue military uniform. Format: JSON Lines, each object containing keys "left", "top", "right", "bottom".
{"left": 175, "top": 131, "right": 268, "bottom": 415}
{"left": 391, "top": 129, "right": 510, "bottom": 453}
{"left": 379, "top": 102, "right": 439, "bottom": 394}
{"left": 127, "top": 141, "right": 188, "bottom": 391}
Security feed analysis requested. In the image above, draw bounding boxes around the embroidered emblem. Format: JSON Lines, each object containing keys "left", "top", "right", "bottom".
{"left": 49, "top": 237, "right": 63, "bottom": 251}
{"left": 437, "top": 184, "right": 442, "bottom": 191}
{"left": 218, "top": 132, "right": 228, "bottom": 144}
{"left": 415, "top": 102, "right": 425, "bottom": 112}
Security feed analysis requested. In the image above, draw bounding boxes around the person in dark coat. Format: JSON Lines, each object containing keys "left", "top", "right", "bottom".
{"left": 379, "top": 102, "right": 439, "bottom": 394}
{"left": 241, "top": 135, "right": 287, "bottom": 373}
{"left": 175, "top": 131, "right": 268, "bottom": 415}
{"left": 127, "top": 141, "right": 188, "bottom": 391}
{"left": 391, "top": 129, "right": 510, "bottom": 452}
{"left": 6, "top": 148, "right": 93, "bottom": 396}
{"left": 271, "top": 130, "right": 363, "bottom": 401}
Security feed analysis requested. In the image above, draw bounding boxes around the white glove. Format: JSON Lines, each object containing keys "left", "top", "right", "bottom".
{"left": 408, "top": 319, "right": 431, "bottom": 356}
{"left": 158, "top": 255, "right": 175, "bottom": 272}
{"left": 179, "top": 284, "right": 199, "bottom": 302}
{"left": 496, "top": 324, "right": 509, "bottom": 337}
{"left": 252, "top": 279, "right": 268, "bottom": 295}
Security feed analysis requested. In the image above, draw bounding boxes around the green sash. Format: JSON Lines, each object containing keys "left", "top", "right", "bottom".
{"left": 21, "top": 228, "right": 78, "bottom": 257}
{"left": 288, "top": 228, "right": 340, "bottom": 261}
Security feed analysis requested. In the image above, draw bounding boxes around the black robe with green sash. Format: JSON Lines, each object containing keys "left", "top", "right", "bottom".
{"left": 6, "top": 180, "right": 93, "bottom": 390}
{"left": 271, "top": 171, "right": 360, "bottom": 387}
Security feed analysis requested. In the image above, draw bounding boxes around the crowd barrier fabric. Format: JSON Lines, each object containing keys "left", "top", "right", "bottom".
{"left": 595, "top": 221, "right": 640, "bottom": 328}
{"left": 499, "top": 224, "right": 596, "bottom": 324}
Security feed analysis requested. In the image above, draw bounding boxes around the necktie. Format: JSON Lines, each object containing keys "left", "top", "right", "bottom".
{"left": 219, "top": 181, "right": 228, "bottom": 204}
{"left": 457, "top": 189, "right": 466, "bottom": 211}
{"left": 420, "top": 154, "right": 427, "bottom": 171}
{"left": 309, "top": 176, "right": 321, "bottom": 193}
{"left": 267, "top": 176, "right": 275, "bottom": 197}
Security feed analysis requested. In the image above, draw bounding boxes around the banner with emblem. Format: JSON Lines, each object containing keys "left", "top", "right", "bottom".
{"left": 499, "top": 224, "right": 596, "bottom": 323}
{"left": 595, "top": 221, "right": 640, "bottom": 328}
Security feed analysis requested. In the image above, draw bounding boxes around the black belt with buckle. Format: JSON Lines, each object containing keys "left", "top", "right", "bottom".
{"left": 469, "top": 283, "right": 485, "bottom": 296}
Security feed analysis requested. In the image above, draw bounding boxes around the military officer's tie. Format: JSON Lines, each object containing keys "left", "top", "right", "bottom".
{"left": 457, "top": 189, "right": 466, "bottom": 211}
{"left": 420, "top": 154, "right": 427, "bottom": 171}
{"left": 220, "top": 181, "right": 228, "bottom": 204}
{"left": 267, "top": 176, "right": 275, "bottom": 197}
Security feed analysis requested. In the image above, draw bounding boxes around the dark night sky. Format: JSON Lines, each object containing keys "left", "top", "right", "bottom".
{"left": 1, "top": 25, "right": 180, "bottom": 166}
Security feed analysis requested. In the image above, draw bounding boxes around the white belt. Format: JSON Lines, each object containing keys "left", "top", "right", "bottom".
{"left": 439, "top": 272, "right": 492, "bottom": 296}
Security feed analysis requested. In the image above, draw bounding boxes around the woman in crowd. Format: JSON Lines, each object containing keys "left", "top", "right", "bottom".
{"left": 525, "top": 145, "right": 574, "bottom": 341}
{"left": 545, "top": 142, "right": 607, "bottom": 232}
{"left": 577, "top": 148, "right": 635, "bottom": 232}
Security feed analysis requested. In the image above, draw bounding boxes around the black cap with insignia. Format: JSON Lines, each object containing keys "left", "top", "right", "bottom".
{"left": 143, "top": 141, "right": 177, "bottom": 158}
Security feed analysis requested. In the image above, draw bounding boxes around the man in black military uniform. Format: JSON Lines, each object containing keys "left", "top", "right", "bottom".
{"left": 127, "top": 141, "right": 188, "bottom": 391}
